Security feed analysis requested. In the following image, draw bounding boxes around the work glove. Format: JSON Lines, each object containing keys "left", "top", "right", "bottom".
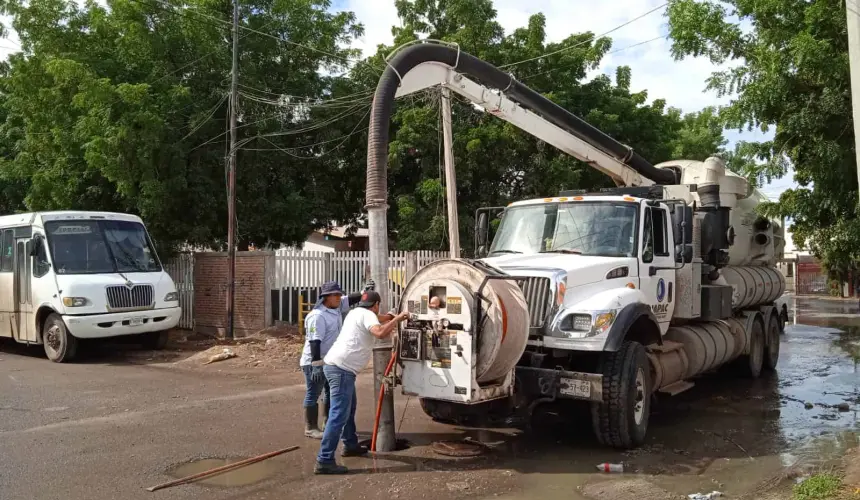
{"left": 363, "top": 279, "right": 376, "bottom": 292}
{"left": 311, "top": 365, "right": 325, "bottom": 384}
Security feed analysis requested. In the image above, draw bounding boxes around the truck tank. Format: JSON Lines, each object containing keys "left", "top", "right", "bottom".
{"left": 655, "top": 158, "right": 785, "bottom": 267}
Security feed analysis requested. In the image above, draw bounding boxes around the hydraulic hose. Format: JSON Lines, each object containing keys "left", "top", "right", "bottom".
{"left": 366, "top": 43, "right": 676, "bottom": 209}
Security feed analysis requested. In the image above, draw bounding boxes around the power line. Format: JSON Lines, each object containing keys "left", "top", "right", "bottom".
{"left": 521, "top": 35, "right": 665, "bottom": 81}
{"left": 252, "top": 107, "right": 372, "bottom": 159}
{"left": 498, "top": 3, "right": 668, "bottom": 70}
{"left": 145, "top": 0, "right": 381, "bottom": 75}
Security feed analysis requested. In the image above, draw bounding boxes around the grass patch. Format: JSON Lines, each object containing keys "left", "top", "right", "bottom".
{"left": 794, "top": 473, "right": 843, "bottom": 500}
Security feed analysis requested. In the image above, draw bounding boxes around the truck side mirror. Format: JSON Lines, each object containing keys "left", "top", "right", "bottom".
{"left": 675, "top": 244, "right": 693, "bottom": 263}
{"left": 477, "top": 212, "right": 488, "bottom": 246}
{"left": 671, "top": 205, "right": 693, "bottom": 245}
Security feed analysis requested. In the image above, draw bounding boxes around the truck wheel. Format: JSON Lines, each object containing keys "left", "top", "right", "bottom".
{"left": 739, "top": 319, "right": 765, "bottom": 378}
{"left": 42, "top": 313, "right": 78, "bottom": 363}
{"left": 764, "top": 316, "right": 780, "bottom": 372}
{"left": 591, "top": 341, "right": 651, "bottom": 449}
{"left": 141, "top": 331, "right": 169, "bottom": 350}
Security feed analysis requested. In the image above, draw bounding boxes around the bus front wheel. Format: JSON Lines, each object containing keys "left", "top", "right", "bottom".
{"left": 42, "top": 313, "right": 78, "bottom": 363}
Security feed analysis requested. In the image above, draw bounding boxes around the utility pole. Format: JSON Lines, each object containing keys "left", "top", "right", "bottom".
{"left": 225, "top": 0, "right": 240, "bottom": 340}
{"left": 441, "top": 87, "right": 460, "bottom": 258}
{"left": 847, "top": 0, "right": 860, "bottom": 204}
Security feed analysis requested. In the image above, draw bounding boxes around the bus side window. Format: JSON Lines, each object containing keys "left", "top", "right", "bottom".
{"left": 0, "top": 230, "right": 12, "bottom": 272}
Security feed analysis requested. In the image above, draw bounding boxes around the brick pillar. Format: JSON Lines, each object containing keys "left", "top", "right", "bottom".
{"left": 193, "top": 251, "right": 273, "bottom": 338}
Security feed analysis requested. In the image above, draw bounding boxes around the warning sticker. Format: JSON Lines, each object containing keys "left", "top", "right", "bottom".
{"left": 447, "top": 296, "right": 462, "bottom": 314}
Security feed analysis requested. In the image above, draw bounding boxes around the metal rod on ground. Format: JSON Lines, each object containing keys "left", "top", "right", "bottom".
{"left": 225, "top": 0, "right": 240, "bottom": 340}
{"left": 848, "top": 0, "right": 860, "bottom": 204}
{"left": 441, "top": 87, "right": 460, "bottom": 258}
{"left": 145, "top": 446, "right": 299, "bottom": 492}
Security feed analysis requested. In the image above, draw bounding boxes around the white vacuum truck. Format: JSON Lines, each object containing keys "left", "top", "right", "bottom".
{"left": 363, "top": 42, "right": 788, "bottom": 449}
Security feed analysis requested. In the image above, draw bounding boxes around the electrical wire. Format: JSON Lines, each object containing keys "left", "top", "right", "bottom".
{"left": 498, "top": 3, "right": 668, "bottom": 70}
{"left": 249, "top": 107, "right": 372, "bottom": 159}
{"left": 144, "top": 0, "right": 382, "bottom": 75}
{"left": 177, "top": 92, "right": 229, "bottom": 142}
{"left": 230, "top": 103, "right": 369, "bottom": 153}
{"left": 521, "top": 35, "right": 666, "bottom": 81}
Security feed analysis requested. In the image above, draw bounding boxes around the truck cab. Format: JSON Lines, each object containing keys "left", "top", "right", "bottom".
{"left": 478, "top": 192, "right": 690, "bottom": 352}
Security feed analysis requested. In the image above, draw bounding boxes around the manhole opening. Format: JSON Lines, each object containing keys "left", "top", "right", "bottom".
{"left": 358, "top": 438, "right": 411, "bottom": 451}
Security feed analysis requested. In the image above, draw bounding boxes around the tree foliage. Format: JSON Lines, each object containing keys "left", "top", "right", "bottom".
{"left": 666, "top": 0, "right": 857, "bottom": 273}
{"left": 0, "top": 0, "right": 728, "bottom": 256}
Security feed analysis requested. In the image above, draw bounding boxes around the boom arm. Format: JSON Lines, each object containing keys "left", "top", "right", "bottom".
{"left": 394, "top": 62, "right": 654, "bottom": 187}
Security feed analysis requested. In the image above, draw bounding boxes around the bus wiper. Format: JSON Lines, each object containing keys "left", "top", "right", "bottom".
{"left": 540, "top": 249, "right": 582, "bottom": 254}
{"left": 488, "top": 249, "right": 523, "bottom": 255}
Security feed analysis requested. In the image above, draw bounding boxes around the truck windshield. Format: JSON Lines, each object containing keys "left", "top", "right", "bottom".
{"left": 44, "top": 220, "right": 162, "bottom": 275}
{"left": 489, "top": 201, "right": 638, "bottom": 257}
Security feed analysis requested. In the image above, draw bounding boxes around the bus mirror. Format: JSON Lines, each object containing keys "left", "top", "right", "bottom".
{"left": 30, "top": 235, "right": 42, "bottom": 257}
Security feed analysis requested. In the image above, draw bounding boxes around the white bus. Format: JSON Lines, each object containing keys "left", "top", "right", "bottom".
{"left": 0, "top": 211, "right": 181, "bottom": 362}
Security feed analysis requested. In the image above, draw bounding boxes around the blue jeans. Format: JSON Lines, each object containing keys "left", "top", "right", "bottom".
{"left": 317, "top": 365, "right": 359, "bottom": 464}
{"left": 302, "top": 365, "right": 330, "bottom": 408}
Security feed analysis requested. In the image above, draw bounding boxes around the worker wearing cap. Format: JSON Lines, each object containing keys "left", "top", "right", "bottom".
{"left": 314, "top": 290, "right": 409, "bottom": 474}
{"left": 299, "top": 280, "right": 374, "bottom": 439}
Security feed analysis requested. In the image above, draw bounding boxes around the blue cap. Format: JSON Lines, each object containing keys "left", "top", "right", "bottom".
{"left": 319, "top": 281, "right": 344, "bottom": 297}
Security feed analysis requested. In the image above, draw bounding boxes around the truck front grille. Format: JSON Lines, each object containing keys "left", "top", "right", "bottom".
{"left": 106, "top": 284, "right": 154, "bottom": 311}
{"left": 517, "top": 277, "right": 553, "bottom": 329}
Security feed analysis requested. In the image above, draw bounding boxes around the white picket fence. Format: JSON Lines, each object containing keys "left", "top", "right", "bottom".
{"left": 272, "top": 250, "right": 448, "bottom": 323}
{"left": 163, "top": 253, "right": 195, "bottom": 330}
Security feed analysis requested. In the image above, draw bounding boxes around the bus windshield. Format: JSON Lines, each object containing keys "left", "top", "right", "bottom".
{"left": 44, "top": 220, "right": 162, "bottom": 275}
{"left": 488, "top": 201, "right": 639, "bottom": 257}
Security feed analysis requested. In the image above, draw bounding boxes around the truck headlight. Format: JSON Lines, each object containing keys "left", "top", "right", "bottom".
{"left": 164, "top": 292, "right": 179, "bottom": 302}
{"left": 593, "top": 310, "right": 617, "bottom": 335}
{"left": 62, "top": 297, "right": 90, "bottom": 307}
{"left": 559, "top": 310, "right": 618, "bottom": 337}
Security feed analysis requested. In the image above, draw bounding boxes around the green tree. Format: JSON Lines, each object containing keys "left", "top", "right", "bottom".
{"left": 0, "top": 0, "right": 365, "bottom": 252}
{"left": 665, "top": 0, "right": 857, "bottom": 273}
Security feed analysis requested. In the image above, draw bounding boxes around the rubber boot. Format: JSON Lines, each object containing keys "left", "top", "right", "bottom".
{"left": 320, "top": 400, "right": 331, "bottom": 432}
{"left": 304, "top": 405, "right": 324, "bottom": 439}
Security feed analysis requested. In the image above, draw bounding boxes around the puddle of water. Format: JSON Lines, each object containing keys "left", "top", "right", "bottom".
{"left": 167, "top": 458, "right": 278, "bottom": 487}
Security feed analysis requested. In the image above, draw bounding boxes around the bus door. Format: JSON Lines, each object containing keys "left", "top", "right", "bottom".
{"left": 14, "top": 236, "right": 36, "bottom": 342}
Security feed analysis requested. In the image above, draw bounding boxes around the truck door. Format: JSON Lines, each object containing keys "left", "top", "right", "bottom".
{"left": 14, "top": 238, "right": 36, "bottom": 342}
{"left": 639, "top": 204, "right": 675, "bottom": 333}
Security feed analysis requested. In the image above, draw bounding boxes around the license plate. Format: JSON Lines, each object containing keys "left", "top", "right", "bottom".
{"left": 560, "top": 377, "right": 592, "bottom": 399}
{"left": 129, "top": 317, "right": 144, "bottom": 326}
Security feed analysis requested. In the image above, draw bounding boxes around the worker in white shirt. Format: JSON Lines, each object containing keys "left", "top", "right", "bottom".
{"left": 314, "top": 290, "right": 409, "bottom": 474}
{"left": 300, "top": 280, "right": 374, "bottom": 439}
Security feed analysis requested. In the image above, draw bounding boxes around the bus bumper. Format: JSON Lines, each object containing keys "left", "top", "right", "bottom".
{"left": 63, "top": 307, "right": 182, "bottom": 339}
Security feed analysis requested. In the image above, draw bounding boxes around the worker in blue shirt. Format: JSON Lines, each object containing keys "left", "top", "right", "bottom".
{"left": 300, "top": 279, "right": 374, "bottom": 439}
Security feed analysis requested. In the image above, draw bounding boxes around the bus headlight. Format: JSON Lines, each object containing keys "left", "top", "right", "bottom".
{"left": 62, "top": 297, "right": 90, "bottom": 307}
{"left": 164, "top": 292, "right": 179, "bottom": 302}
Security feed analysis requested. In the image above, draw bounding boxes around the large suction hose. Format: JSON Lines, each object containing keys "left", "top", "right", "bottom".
{"left": 365, "top": 43, "right": 676, "bottom": 209}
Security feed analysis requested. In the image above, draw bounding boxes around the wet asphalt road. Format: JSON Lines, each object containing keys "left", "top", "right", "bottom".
{"left": 1, "top": 295, "right": 858, "bottom": 500}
